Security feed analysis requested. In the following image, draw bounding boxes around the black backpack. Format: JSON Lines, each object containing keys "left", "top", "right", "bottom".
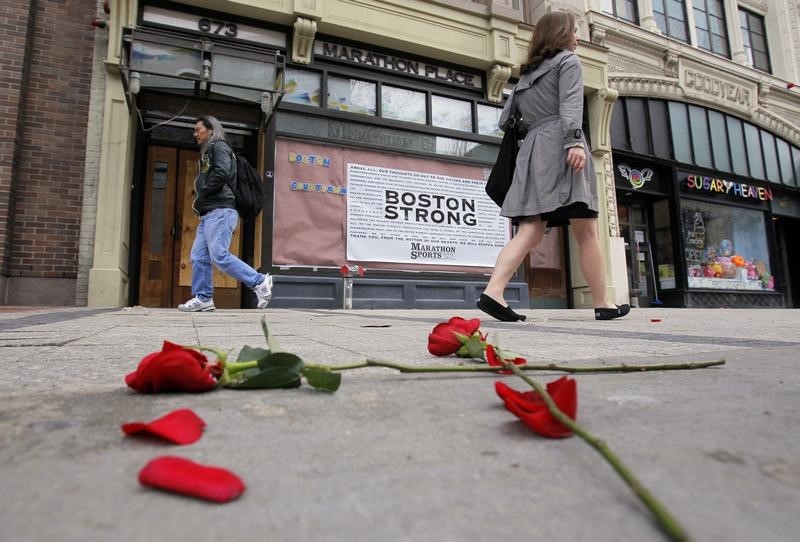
{"left": 230, "top": 154, "right": 265, "bottom": 220}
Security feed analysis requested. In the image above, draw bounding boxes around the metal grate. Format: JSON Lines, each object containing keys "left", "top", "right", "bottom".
{"left": 686, "top": 291, "right": 784, "bottom": 308}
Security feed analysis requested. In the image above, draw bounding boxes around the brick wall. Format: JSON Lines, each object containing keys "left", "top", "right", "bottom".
{"left": 0, "top": 0, "right": 96, "bottom": 305}
{"left": 0, "top": 1, "right": 35, "bottom": 282}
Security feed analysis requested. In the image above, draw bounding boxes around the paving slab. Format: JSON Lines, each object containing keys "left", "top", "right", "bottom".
{"left": 1, "top": 307, "right": 799, "bottom": 542}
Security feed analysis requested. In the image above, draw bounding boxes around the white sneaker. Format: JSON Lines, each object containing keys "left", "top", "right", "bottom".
{"left": 178, "top": 297, "right": 215, "bottom": 312}
{"left": 253, "top": 274, "right": 273, "bottom": 309}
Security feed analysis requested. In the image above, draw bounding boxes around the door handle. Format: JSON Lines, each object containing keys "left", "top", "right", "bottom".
{"left": 171, "top": 226, "right": 177, "bottom": 238}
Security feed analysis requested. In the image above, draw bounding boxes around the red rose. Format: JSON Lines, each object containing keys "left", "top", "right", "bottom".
{"left": 485, "top": 344, "right": 527, "bottom": 374}
{"left": 427, "top": 317, "right": 482, "bottom": 356}
{"left": 495, "top": 376, "right": 577, "bottom": 438}
{"left": 340, "top": 265, "right": 350, "bottom": 276}
{"left": 125, "top": 341, "right": 218, "bottom": 393}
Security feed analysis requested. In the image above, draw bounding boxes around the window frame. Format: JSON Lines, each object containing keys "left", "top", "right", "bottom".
{"left": 739, "top": 8, "right": 771, "bottom": 73}
{"left": 692, "top": 0, "right": 730, "bottom": 58}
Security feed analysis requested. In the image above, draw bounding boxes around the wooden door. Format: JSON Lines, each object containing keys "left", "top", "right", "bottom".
{"left": 174, "top": 149, "right": 242, "bottom": 308}
{"left": 139, "top": 146, "right": 242, "bottom": 308}
{"left": 139, "top": 147, "right": 178, "bottom": 307}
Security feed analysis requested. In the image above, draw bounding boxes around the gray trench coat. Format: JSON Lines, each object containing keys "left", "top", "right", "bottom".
{"left": 497, "top": 50, "right": 598, "bottom": 219}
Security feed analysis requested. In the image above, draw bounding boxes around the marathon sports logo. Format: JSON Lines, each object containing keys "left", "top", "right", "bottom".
{"left": 409, "top": 242, "right": 457, "bottom": 261}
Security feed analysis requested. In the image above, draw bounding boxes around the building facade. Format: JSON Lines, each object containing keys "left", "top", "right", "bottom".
{"left": 71, "top": 0, "right": 627, "bottom": 310}
{"left": 0, "top": 0, "right": 99, "bottom": 306}
{"left": 5, "top": 0, "right": 796, "bottom": 309}
{"left": 587, "top": 0, "right": 800, "bottom": 307}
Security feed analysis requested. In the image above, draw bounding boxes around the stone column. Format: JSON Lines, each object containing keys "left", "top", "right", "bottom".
{"left": 723, "top": 0, "right": 749, "bottom": 65}
{"left": 638, "top": 0, "right": 660, "bottom": 33}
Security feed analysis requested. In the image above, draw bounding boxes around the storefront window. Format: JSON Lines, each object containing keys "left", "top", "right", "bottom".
{"left": 653, "top": 200, "right": 675, "bottom": 289}
{"left": 327, "top": 75, "right": 376, "bottom": 115}
{"left": 743, "top": 122, "right": 765, "bottom": 180}
{"left": 284, "top": 68, "right": 321, "bottom": 106}
{"left": 760, "top": 131, "right": 780, "bottom": 183}
{"left": 431, "top": 95, "right": 472, "bottom": 132}
{"left": 776, "top": 138, "right": 795, "bottom": 186}
{"left": 708, "top": 110, "right": 730, "bottom": 173}
{"left": 435, "top": 136, "right": 480, "bottom": 158}
{"left": 726, "top": 117, "right": 748, "bottom": 176}
{"left": 682, "top": 200, "right": 774, "bottom": 291}
{"left": 477, "top": 104, "right": 503, "bottom": 137}
{"left": 381, "top": 85, "right": 425, "bottom": 124}
{"left": 668, "top": 102, "right": 692, "bottom": 164}
{"left": 131, "top": 41, "right": 201, "bottom": 91}
{"left": 689, "top": 105, "right": 712, "bottom": 168}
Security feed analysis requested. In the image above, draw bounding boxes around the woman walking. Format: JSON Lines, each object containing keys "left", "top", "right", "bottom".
{"left": 478, "top": 11, "right": 629, "bottom": 322}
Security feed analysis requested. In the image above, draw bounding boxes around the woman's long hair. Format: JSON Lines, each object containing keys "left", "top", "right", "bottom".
{"left": 519, "top": 11, "right": 576, "bottom": 74}
{"left": 196, "top": 115, "right": 227, "bottom": 156}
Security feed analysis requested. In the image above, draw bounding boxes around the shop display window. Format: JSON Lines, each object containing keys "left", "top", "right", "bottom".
{"left": 382, "top": 85, "right": 425, "bottom": 124}
{"left": 327, "top": 75, "right": 376, "bottom": 115}
{"left": 284, "top": 68, "right": 321, "bottom": 106}
{"left": 477, "top": 104, "right": 503, "bottom": 137}
{"left": 682, "top": 200, "right": 774, "bottom": 291}
{"left": 431, "top": 95, "right": 472, "bottom": 132}
{"left": 130, "top": 41, "right": 201, "bottom": 91}
{"left": 653, "top": 200, "right": 676, "bottom": 289}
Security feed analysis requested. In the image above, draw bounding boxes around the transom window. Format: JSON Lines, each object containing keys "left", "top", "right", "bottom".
{"left": 280, "top": 65, "right": 504, "bottom": 161}
{"left": 652, "top": 0, "right": 689, "bottom": 43}
{"left": 600, "top": 0, "right": 638, "bottom": 24}
{"left": 693, "top": 0, "right": 729, "bottom": 57}
{"left": 611, "top": 97, "right": 799, "bottom": 187}
{"left": 739, "top": 9, "right": 771, "bottom": 73}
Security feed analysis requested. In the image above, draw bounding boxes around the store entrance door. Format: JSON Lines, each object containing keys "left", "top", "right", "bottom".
{"left": 618, "top": 201, "right": 656, "bottom": 308}
{"left": 138, "top": 145, "right": 242, "bottom": 308}
{"left": 775, "top": 216, "right": 800, "bottom": 308}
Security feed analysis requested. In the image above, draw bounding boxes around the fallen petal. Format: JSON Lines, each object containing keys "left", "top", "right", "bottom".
{"left": 139, "top": 456, "right": 245, "bottom": 503}
{"left": 122, "top": 409, "right": 206, "bottom": 445}
{"left": 496, "top": 377, "right": 578, "bottom": 438}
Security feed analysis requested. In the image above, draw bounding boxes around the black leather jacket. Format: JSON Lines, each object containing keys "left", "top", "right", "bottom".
{"left": 192, "top": 140, "right": 237, "bottom": 216}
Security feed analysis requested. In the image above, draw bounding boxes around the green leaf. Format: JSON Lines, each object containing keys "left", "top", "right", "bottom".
{"left": 261, "top": 317, "right": 282, "bottom": 353}
{"left": 302, "top": 366, "right": 342, "bottom": 392}
{"left": 256, "top": 352, "right": 305, "bottom": 372}
{"left": 228, "top": 352, "right": 305, "bottom": 389}
{"left": 237, "top": 345, "right": 270, "bottom": 363}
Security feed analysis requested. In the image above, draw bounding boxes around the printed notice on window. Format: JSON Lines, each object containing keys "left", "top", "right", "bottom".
{"left": 346, "top": 163, "right": 509, "bottom": 266}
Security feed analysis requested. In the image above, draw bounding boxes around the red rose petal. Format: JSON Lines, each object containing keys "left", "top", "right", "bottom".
{"left": 122, "top": 409, "right": 206, "bottom": 445}
{"left": 651, "top": 318, "right": 662, "bottom": 323}
{"left": 139, "top": 456, "right": 245, "bottom": 503}
{"left": 495, "top": 377, "right": 578, "bottom": 438}
{"left": 486, "top": 345, "right": 527, "bottom": 374}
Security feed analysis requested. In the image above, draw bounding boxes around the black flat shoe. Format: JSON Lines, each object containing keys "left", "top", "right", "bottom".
{"left": 594, "top": 304, "right": 631, "bottom": 321}
{"left": 477, "top": 294, "right": 526, "bottom": 322}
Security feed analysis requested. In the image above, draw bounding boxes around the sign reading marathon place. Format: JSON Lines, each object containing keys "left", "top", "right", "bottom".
{"left": 315, "top": 41, "right": 483, "bottom": 90}
{"left": 685, "top": 174, "right": 773, "bottom": 201}
{"left": 346, "top": 164, "right": 507, "bottom": 266}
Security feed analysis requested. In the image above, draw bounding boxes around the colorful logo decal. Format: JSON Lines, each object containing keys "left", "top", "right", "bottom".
{"left": 618, "top": 164, "right": 654, "bottom": 189}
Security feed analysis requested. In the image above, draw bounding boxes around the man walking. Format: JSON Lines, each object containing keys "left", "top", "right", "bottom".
{"left": 178, "top": 115, "right": 273, "bottom": 312}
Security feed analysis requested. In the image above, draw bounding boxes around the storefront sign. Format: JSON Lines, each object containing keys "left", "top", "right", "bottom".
{"left": 290, "top": 181, "right": 346, "bottom": 195}
{"left": 618, "top": 164, "right": 654, "bottom": 189}
{"left": 315, "top": 42, "right": 482, "bottom": 90}
{"left": 685, "top": 175, "right": 773, "bottom": 201}
{"left": 680, "top": 61, "right": 756, "bottom": 114}
{"left": 142, "top": 6, "right": 286, "bottom": 47}
{"left": 346, "top": 164, "right": 507, "bottom": 266}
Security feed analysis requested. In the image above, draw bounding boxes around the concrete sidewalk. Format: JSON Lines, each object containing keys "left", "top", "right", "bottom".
{"left": 1, "top": 306, "right": 799, "bottom": 542}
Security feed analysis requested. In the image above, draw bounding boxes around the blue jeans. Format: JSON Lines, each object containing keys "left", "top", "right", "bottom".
{"left": 190, "top": 208, "right": 265, "bottom": 301}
